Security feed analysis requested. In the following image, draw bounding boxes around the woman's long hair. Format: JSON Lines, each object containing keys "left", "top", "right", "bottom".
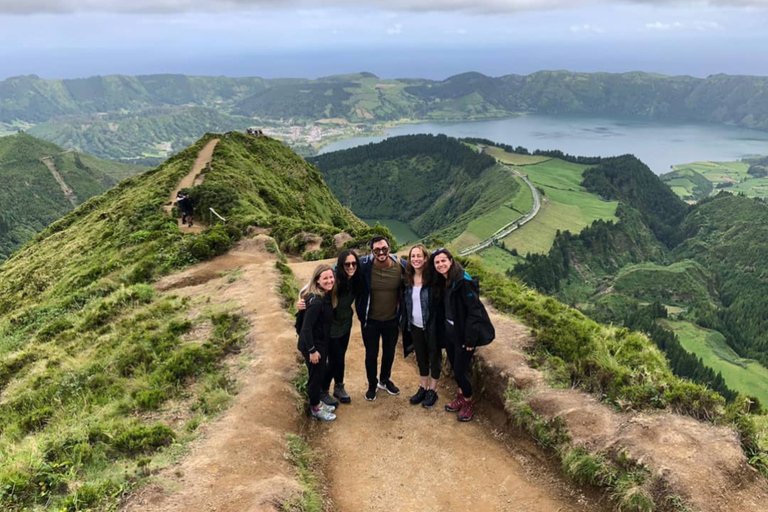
{"left": 430, "top": 247, "right": 464, "bottom": 290}
{"left": 335, "top": 250, "right": 362, "bottom": 296}
{"left": 405, "top": 244, "right": 431, "bottom": 287}
{"left": 301, "top": 264, "right": 338, "bottom": 307}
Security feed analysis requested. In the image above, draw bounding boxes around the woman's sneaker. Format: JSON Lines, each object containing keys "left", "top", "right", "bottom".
{"left": 310, "top": 406, "right": 336, "bottom": 421}
{"left": 320, "top": 390, "right": 339, "bottom": 407}
{"left": 445, "top": 393, "right": 465, "bottom": 412}
{"left": 333, "top": 383, "right": 351, "bottom": 404}
{"left": 422, "top": 389, "right": 439, "bottom": 408}
{"left": 321, "top": 402, "right": 336, "bottom": 413}
{"left": 377, "top": 379, "right": 400, "bottom": 396}
{"left": 410, "top": 386, "right": 427, "bottom": 405}
{"left": 365, "top": 385, "right": 377, "bottom": 401}
{"left": 458, "top": 400, "right": 475, "bottom": 422}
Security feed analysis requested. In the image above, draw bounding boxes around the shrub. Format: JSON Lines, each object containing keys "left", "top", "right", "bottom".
{"left": 20, "top": 406, "right": 54, "bottom": 433}
{"left": 135, "top": 389, "right": 167, "bottom": 410}
{"left": 112, "top": 424, "right": 176, "bottom": 455}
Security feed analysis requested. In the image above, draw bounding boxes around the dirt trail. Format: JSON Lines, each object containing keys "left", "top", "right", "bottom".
{"left": 40, "top": 155, "right": 78, "bottom": 206}
{"left": 289, "top": 260, "right": 601, "bottom": 512}
{"left": 163, "top": 138, "right": 219, "bottom": 234}
{"left": 123, "top": 237, "right": 305, "bottom": 512}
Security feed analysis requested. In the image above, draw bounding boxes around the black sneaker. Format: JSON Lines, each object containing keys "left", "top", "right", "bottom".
{"left": 422, "top": 389, "right": 439, "bottom": 408}
{"left": 377, "top": 379, "right": 400, "bottom": 396}
{"left": 365, "top": 385, "right": 377, "bottom": 401}
{"left": 320, "top": 391, "right": 339, "bottom": 407}
{"left": 410, "top": 386, "right": 427, "bottom": 405}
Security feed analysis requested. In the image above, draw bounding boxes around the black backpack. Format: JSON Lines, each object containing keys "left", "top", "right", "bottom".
{"left": 294, "top": 309, "right": 305, "bottom": 336}
{"left": 470, "top": 277, "right": 495, "bottom": 347}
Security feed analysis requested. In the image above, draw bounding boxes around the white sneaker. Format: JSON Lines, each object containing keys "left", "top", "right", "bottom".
{"left": 310, "top": 406, "right": 336, "bottom": 421}
{"left": 321, "top": 402, "right": 336, "bottom": 413}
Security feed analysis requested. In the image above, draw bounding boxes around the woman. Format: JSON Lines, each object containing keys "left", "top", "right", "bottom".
{"left": 323, "top": 250, "right": 363, "bottom": 405}
{"left": 403, "top": 244, "right": 441, "bottom": 408}
{"left": 431, "top": 248, "right": 495, "bottom": 422}
{"left": 298, "top": 250, "right": 363, "bottom": 406}
{"left": 297, "top": 264, "right": 338, "bottom": 421}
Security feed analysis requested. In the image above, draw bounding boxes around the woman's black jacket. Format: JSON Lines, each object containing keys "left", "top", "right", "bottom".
{"left": 444, "top": 271, "right": 495, "bottom": 348}
{"left": 296, "top": 292, "right": 333, "bottom": 354}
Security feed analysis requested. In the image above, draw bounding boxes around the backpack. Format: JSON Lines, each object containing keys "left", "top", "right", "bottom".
{"left": 294, "top": 309, "right": 305, "bottom": 336}
{"left": 469, "top": 277, "right": 496, "bottom": 346}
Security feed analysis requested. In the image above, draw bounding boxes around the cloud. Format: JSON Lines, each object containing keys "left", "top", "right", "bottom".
{"left": 1, "top": 0, "right": 767, "bottom": 15}
{"left": 644, "top": 20, "right": 724, "bottom": 31}
{"left": 386, "top": 23, "right": 402, "bottom": 35}
{"left": 570, "top": 23, "right": 605, "bottom": 33}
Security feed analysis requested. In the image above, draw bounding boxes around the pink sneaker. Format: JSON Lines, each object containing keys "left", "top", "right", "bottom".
{"left": 458, "top": 400, "right": 475, "bottom": 422}
{"left": 445, "top": 393, "right": 465, "bottom": 412}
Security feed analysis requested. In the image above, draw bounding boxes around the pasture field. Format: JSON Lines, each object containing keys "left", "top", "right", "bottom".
{"left": 659, "top": 319, "right": 768, "bottom": 407}
{"left": 484, "top": 146, "right": 551, "bottom": 165}
{"left": 475, "top": 245, "right": 523, "bottom": 275}
{"left": 667, "top": 160, "right": 768, "bottom": 201}
{"left": 452, "top": 173, "right": 534, "bottom": 251}
{"left": 499, "top": 158, "right": 618, "bottom": 257}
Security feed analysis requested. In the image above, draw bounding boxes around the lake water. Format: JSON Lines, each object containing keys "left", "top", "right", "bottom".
{"left": 361, "top": 218, "right": 420, "bottom": 245}
{"left": 320, "top": 115, "right": 768, "bottom": 175}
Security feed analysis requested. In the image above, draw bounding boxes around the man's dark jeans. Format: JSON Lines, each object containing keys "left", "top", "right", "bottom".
{"left": 362, "top": 318, "right": 399, "bottom": 387}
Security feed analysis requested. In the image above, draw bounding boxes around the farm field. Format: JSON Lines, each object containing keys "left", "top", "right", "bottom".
{"left": 476, "top": 245, "right": 523, "bottom": 275}
{"left": 499, "top": 158, "right": 618, "bottom": 257}
{"left": 665, "top": 160, "right": 768, "bottom": 201}
{"left": 659, "top": 319, "right": 768, "bottom": 406}
{"left": 484, "top": 146, "right": 551, "bottom": 165}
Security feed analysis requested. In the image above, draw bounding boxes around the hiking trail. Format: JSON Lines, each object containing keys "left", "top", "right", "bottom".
{"left": 163, "top": 138, "right": 219, "bottom": 234}
{"left": 40, "top": 155, "right": 78, "bottom": 207}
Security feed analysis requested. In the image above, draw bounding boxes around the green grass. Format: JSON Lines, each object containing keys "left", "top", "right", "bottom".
{"left": 475, "top": 245, "right": 524, "bottom": 275}
{"left": 666, "top": 160, "right": 768, "bottom": 201}
{"left": 659, "top": 320, "right": 768, "bottom": 407}
{"left": 499, "top": 158, "right": 618, "bottom": 258}
{"left": 484, "top": 146, "right": 551, "bottom": 165}
{"left": 612, "top": 260, "right": 716, "bottom": 307}
{"left": 282, "top": 434, "right": 323, "bottom": 512}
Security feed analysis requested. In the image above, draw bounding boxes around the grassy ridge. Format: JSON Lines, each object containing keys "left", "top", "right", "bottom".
{"left": 613, "top": 260, "right": 717, "bottom": 307}
{"left": 663, "top": 160, "right": 768, "bottom": 202}
{"left": 660, "top": 320, "right": 768, "bottom": 407}
{"left": 0, "top": 133, "right": 376, "bottom": 510}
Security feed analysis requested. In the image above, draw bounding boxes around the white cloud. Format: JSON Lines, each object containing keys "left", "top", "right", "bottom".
{"left": 645, "top": 21, "right": 685, "bottom": 30}
{"left": 2, "top": 0, "right": 768, "bottom": 15}
{"left": 570, "top": 23, "right": 605, "bottom": 33}
{"left": 644, "top": 20, "right": 724, "bottom": 31}
{"left": 386, "top": 23, "right": 402, "bottom": 35}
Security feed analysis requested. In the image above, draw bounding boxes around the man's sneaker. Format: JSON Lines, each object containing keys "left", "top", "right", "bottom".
{"left": 410, "top": 386, "right": 427, "bottom": 405}
{"left": 458, "top": 400, "right": 475, "bottom": 422}
{"left": 422, "top": 389, "right": 439, "bottom": 409}
{"left": 445, "top": 393, "right": 465, "bottom": 412}
{"left": 310, "top": 406, "right": 336, "bottom": 421}
{"left": 188, "top": 222, "right": 193, "bottom": 227}
{"left": 377, "top": 379, "right": 400, "bottom": 396}
{"left": 320, "top": 391, "right": 339, "bottom": 407}
{"left": 365, "top": 385, "right": 377, "bottom": 401}
{"left": 333, "top": 383, "right": 351, "bottom": 404}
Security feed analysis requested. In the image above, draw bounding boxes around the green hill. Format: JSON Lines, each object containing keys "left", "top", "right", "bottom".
{"left": 0, "top": 132, "right": 378, "bottom": 510}
{"left": 612, "top": 260, "right": 717, "bottom": 307}
{"left": 662, "top": 159, "right": 768, "bottom": 202}
{"left": 0, "top": 133, "right": 147, "bottom": 261}
{"left": 310, "top": 134, "right": 513, "bottom": 240}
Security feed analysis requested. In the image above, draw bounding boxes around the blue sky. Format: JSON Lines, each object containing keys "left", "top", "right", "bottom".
{"left": 0, "top": 1, "right": 766, "bottom": 79}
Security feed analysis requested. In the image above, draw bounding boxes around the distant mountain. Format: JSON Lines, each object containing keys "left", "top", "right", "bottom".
{"left": 3, "top": 71, "right": 768, "bottom": 162}
{"left": 0, "top": 133, "right": 146, "bottom": 260}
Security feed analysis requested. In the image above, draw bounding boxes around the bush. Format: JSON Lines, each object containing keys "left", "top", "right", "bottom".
{"left": 112, "top": 424, "right": 175, "bottom": 455}
{"left": 135, "top": 389, "right": 167, "bottom": 410}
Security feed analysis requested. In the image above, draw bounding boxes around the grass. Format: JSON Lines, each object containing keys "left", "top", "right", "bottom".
{"left": 282, "top": 435, "right": 323, "bottom": 512}
{"left": 474, "top": 245, "right": 523, "bottom": 275}
{"left": 667, "top": 160, "right": 768, "bottom": 201}
{"left": 498, "top": 158, "right": 618, "bottom": 258}
{"left": 659, "top": 319, "right": 768, "bottom": 407}
{"left": 612, "top": 260, "right": 716, "bottom": 307}
{"left": 483, "top": 146, "right": 551, "bottom": 165}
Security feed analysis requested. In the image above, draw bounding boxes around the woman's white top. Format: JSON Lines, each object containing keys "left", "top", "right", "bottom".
{"left": 411, "top": 285, "right": 423, "bottom": 328}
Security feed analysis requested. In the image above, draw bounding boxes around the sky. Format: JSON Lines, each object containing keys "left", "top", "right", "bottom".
{"left": 0, "top": 0, "right": 767, "bottom": 80}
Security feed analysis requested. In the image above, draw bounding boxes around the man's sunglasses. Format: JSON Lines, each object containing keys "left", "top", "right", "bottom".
{"left": 343, "top": 261, "right": 358, "bottom": 268}
{"left": 372, "top": 247, "right": 390, "bottom": 255}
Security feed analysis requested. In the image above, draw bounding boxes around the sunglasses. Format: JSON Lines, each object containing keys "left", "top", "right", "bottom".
{"left": 372, "top": 247, "right": 390, "bottom": 255}
{"left": 431, "top": 247, "right": 446, "bottom": 255}
{"left": 343, "top": 261, "right": 358, "bottom": 268}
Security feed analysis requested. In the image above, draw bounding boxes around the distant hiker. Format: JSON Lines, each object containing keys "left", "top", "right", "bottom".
{"left": 176, "top": 192, "right": 187, "bottom": 224}
{"left": 257, "top": 129, "right": 264, "bottom": 137}
{"left": 181, "top": 192, "right": 194, "bottom": 228}
{"left": 297, "top": 250, "right": 363, "bottom": 406}
{"left": 297, "top": 264, "right": 338, "bottom": 421}
{"left": 431, "top": 248, "right": 495, "bottom": 422}
{"left": 403, "top": 244, "right": 442, "bottom": 408}
{"left": 357, "top": 235, "right": 408, "bottom": 401}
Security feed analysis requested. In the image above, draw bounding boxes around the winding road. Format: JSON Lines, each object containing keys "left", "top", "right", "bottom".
{"left": 459, "top": 164, "right": 541, "bottom": 256}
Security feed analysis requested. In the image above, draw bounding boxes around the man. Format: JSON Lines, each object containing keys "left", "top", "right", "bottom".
{"left": 356, "top": 235, "right": 407, "bottom": 401}
{"left": 176, "top": 192, "right": 188, "bottom": 225}
{"left": 182, "top": 192, "right": 194, "bottom": 227}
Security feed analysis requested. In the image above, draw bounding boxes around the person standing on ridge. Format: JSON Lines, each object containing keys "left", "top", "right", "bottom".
{"left": 357, "top": 235, "right": 408, "bottom": 401}
{"left": 403, "top": 244, "right": 442, "bottom": 408}
{"left": 431, "top": 248, "right": 495, "bottom": 422}
{"left": 176, "top": 191, "right": 187, "bottom": 225}
{"left": 297, "top": 264, "right": 338, "bottom": 421}
{"left": 182, "top": 192, "right": 194, "bottom": 228}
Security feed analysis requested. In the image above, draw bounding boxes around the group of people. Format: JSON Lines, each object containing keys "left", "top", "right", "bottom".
{"left": 296, "top": 235, "right": 495, "bottom": 423}
{"left": 246, "top": 128, "right": 264, "bottom": 137}
{"left": 175, "top": 191, "right": 195, "bottom": 227}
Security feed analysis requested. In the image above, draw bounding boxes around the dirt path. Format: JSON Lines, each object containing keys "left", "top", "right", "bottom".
{"left": 123, "top": 237, "right": 305, "bottom": 512}
{"left": 290, "top": 260, "right": 601, "bottom": 512}
{"left": 40, "top": 155, "right": 78, "bottom": 206}
{"left": 163, "top": 138, "right": 219, "bottom": 234}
